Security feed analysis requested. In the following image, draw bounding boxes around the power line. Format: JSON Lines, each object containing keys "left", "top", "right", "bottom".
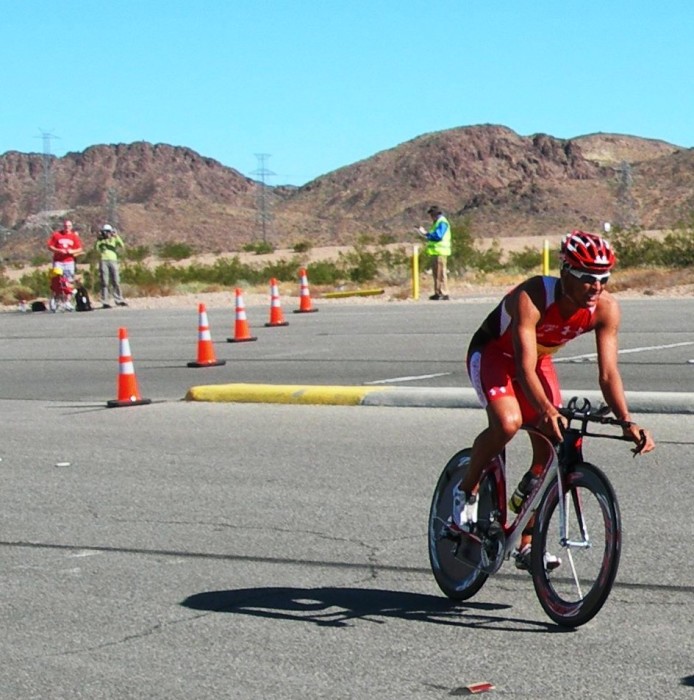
{"left": 616, "top": 160, "right": 638, "bottom": 229}
{"left": 252, "top": 153, "right": 275, "bottom": 243}
{"left": 107, "top": 187, "right": 120, "bottom": 228}
{"left": 35, "top": 129, "right": 60, "bottom": 213}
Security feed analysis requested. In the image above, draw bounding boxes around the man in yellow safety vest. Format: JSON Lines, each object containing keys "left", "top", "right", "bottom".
{"left": 416, "top": 205, "right": 451, "bottom": 300}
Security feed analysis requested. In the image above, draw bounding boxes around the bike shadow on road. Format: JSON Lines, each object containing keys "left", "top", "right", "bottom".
{"left": 181, "top": 586, "right": 567, "bottom": 633}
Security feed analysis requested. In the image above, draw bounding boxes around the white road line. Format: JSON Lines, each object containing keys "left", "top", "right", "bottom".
{"left": 556, "top": 340, "right": 694, "bottom": 363}
{"left": 364, "top": 372, "right": 451, "bottom": 385}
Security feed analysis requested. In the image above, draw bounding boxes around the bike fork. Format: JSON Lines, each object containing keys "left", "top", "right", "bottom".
{"left": 557, "top": 467, "right": 592, "bottom": 550}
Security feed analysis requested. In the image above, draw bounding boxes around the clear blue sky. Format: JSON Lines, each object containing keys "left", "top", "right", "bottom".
{"left": 2, "top": 0, "right": 692, "bottom": 186}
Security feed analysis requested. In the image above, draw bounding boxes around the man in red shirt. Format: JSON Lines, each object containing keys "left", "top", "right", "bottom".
{"left": 47, "top": 219, "right": 83, "bottom": 281}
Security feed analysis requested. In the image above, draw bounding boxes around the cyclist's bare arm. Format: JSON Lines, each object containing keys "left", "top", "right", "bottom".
{"left": 509, "top": 284, "right": 565, "bottom": 441}
{"left": 594, "top": 293, "right": 655, "bottom": 455}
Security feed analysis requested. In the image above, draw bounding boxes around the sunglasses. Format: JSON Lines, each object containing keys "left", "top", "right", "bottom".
{"left": 565, "top": 267, "right": 610, "bottom": 285}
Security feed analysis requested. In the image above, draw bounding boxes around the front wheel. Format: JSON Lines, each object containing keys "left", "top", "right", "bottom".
{"left": 428, "top": 449, "right": 498, "bottom": 600}
{"left": 531, "top": 462, "right": 621, "bottom": 627}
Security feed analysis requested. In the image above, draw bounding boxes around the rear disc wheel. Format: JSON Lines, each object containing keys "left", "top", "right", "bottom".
{"left": 428, "top": 449, "right": 498, "bottom": 600}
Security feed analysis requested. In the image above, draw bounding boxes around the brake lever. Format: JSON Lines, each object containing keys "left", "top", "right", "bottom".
{"left": 594, "top": 403, "right": 612, "bottom": 417}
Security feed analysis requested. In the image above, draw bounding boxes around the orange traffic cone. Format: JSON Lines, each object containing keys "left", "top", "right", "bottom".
{"left": 293, "top": 267, "right": 318, "bottom": 313}
{"left": 188, "top": 303, "right": 226, "bottom": 367}
{"left": 106, "top": 327, "right": 152, "bottom": 408}
{"left": 227, "top": 288, "right": 258, "bottom": 342}
{"left": 265, "top": 278, "right": 289, "bottom": 327}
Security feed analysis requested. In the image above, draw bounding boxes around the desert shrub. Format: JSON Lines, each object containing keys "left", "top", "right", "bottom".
{"left": 342, "top": 248, "right": 379, "bottom": 283}
{"left": 378, "top": 246, "right": 410, "bottom": 269}
{"left": 292, "top": 240, "right": 312, "bottom": 253}
{"left": 356, "top": 233, "right": 374, "bottom": 246}
{"left": 0, "top": 285, "right": 35, "bottom": 305}
{"left": 470, "top": 242, "right": 504, "bottom": 273}
{"left": 254, "top": 240, "right": 275, "bottom": 255}
{"left": 125, "top": 245, "right": 150, "bottom": 262}
{"left": 211, "top": 256, "right": 259, "bottom": 285}
{"left": 243, "top": 240, "right": 275, "bottom": 255}
{"left": 80, "top": 268, "right": 97, "bottom": 292}
{"left": 121, "top": 263, "right": 159, "bottom": 286}
{"left": 338, "top": 242, "right": 411, "bottom": 284}
{"left": 157, "top": 241, "right": 194, "bottom": 261}
{"left": 659, "top": 230, "right": 694, "bottom": 267}
{"left": 610, "top": 231, "right": 662, "bottom": 268}
{"left": 300, "top": 259, "right": 343, "bottom": 285}
{"left": 508, "top": 246, "right": 543, "bottom": 272}
{"left": 30, "top": 253, "right": 50, "bottom": 267}
{"left": 262, "top": 257, "right": 304, "bottom": 282}
{"left": 445, "top": 218, "right": 502, "bottom": 274}
{"left": 443, "top": 221, "right": 504, "bottom": 274}
{"left": 18, "top": 268, "right": 51, "bottom": 297}
{"left": 610, "top": 227, "right": 694, "bottom": 268}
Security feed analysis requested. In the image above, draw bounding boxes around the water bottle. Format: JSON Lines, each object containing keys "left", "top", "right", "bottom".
{"left": 509, "top": 470, "right": 539, "bottom": 514}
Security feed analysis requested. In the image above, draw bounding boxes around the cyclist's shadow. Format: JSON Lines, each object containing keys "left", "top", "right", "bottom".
{"left": 181, "top": 586, "right": 563, "bottom": 633}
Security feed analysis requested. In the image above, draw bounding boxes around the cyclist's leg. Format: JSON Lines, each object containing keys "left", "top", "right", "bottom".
{"left": 517, "top": 432, "right": 555, "bottom": 550}
{"left": 460, "top": 347, "right": 523, "bottom": 495}
{"left": 460, "top": 398, "right": 523, "bottom": 494}
{"left": 514, "top": 356, "right": 562, "bottom": 566}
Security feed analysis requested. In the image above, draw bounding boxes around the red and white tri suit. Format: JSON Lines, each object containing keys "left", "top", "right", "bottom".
{"left": 467, "top": 276, "right": 596, "bottom": 422}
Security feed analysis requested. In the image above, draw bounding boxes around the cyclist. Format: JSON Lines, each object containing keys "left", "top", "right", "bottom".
{"left": 450, "top": 230, "right": 655, "bottom": 569}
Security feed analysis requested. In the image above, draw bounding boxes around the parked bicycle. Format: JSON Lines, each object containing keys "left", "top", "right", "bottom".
{"left": 428, "top": 396, "right": 646, "bottom": 627}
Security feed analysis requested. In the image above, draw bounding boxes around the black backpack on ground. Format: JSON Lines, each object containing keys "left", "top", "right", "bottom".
{"left": 75, "top": 286, "right": 93, "bottom": 312}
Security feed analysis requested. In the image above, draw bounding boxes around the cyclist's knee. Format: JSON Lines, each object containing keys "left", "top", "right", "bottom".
{"left": 491, "top": 412, "right": 522, "bottom": 442}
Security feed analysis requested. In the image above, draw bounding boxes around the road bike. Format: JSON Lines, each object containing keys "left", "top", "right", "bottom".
{"left": 428, "top": 397, "right": 644, "bottom": 627}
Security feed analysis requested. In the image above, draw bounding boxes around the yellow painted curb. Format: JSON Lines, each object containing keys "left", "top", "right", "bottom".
{"left": 322, "top": 288, "right": 385, "bottom": 299}
{"left": 185, "top": 383, "right": 388, "bottom": 405}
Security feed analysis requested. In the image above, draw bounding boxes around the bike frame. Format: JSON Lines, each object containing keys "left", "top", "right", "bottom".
{"left": 474, "top": 402, "right": 632, "bottom": 571}
{"left": 478, "top": 426, "right": 562, "bottom": 561}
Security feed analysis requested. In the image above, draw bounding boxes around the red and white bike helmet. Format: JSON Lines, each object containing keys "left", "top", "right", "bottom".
{"left": 560, "top": 230, "right": 616, "bottom": 273}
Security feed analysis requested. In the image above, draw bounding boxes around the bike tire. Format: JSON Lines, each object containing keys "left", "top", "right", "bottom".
{"left": 428, "top": 448, "right": 497, "bottom": 600}
{"left": 531, "top": 462, "right": 621, "bottom": 627}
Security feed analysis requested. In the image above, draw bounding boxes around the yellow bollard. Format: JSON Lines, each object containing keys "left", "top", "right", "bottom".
{"left": 412, "top": 244, "right": 420, "bottom": 300}
{"left": 542, "top": 239, "right": 550, "bottom": 276}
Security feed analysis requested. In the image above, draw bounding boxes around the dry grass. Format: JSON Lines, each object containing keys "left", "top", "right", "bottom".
{"left": 608, "top": 267, "right": 694, "bottom": 296}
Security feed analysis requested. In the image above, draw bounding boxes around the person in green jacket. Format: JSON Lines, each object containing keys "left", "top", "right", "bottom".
{"left": 416, "top": 205, "right": 452, "bottom": 300}
{"left": 95, "top": 224, "right": 127, "bottom": 308}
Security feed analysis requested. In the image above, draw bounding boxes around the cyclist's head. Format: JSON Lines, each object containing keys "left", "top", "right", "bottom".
{"left": 51, "top": 267, "right": 63, "bottom": 277}
{"left": 560, "top": 230, "right": 616, "bottom": 273}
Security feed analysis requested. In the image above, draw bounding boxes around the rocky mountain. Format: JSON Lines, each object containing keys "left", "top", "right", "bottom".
{"left": 0, "top": 125, "right": 690, "bottom": 260}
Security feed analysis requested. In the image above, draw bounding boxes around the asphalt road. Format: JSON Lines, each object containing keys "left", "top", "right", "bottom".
{"left": 1, "top": 401, "right": 692, "bottom": 699}
{"left": 2, "top": 297, "right": 694, "bottom": 403}
{"left": 1, "top": 297, "right": 693, "bottom": 698}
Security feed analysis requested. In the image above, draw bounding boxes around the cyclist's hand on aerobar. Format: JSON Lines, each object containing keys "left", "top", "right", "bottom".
{"left": 624, "top": 423, "right": 655, "bottom": 456}
{"left": 539, "top": 407, "right": 567, "bottom": 442}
